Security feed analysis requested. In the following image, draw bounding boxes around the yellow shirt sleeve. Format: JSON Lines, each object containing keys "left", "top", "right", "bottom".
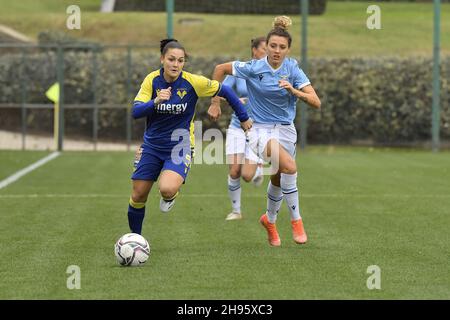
{"left": 183, "top": 72, "right": 220, "bottom": 98}
{"left": 134, "top": 71, "right": 158, "bottom": 102}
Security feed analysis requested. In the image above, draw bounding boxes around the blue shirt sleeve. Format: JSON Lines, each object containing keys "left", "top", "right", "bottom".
{"left": 232, "top": 60, "right": 255, "bottom": 79}
{"left": 291, "top": 59, "right": 311, "bottom": 89}
{"left": 131, "top": 100, "right": 156, "bottom": 119}
{"left": 223, "top": 75, "right": 236, "bottom": 89}
{"left": 217, "top": 84, "right": 249, "bottom": 122}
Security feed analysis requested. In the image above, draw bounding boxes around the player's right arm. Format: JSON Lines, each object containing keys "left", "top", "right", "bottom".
{"left": 208, "top": 75, "right": 235, "bottom": 121}
{"left": 132, "top": 75, "right": 171, "bottom": 119}
{"left": 208, "top": 63, "right": 234, "bottom": 121}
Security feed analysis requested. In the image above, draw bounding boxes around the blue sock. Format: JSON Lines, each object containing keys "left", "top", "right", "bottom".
{"left": 128, "top": 198, "right": 146, "bottom": 234}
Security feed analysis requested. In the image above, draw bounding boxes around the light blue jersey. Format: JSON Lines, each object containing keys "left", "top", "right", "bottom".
{"left": 223, "top": 75, "right": 253, "bottom": 128}
{"left": 232, "top": 56, "right": 310, "bottom": 124}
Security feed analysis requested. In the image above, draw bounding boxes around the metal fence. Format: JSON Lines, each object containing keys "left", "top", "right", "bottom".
{"left": 0, "top": 43, "right": 158, "bottom": 151}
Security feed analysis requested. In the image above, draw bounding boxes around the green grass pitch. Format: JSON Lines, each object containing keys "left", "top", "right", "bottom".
{"left": 0, "top": 146, "right": 449, "bottom": 299}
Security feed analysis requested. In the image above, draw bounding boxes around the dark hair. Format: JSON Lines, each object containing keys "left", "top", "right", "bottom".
{"left": 160, "top": 38, "right": 187, "bottom": 57}
{"left": 266, "top": 16, "right": 292, "bottom": 48}
{"left": 251, "top": 36, "right": 266, "bottom": 50}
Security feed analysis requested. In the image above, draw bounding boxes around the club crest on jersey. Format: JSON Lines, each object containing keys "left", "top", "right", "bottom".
{"left": 177, "top": 89, "right": 187, "bottom": 99}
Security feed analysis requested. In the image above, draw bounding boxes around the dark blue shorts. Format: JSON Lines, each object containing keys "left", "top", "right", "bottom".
{"left": 131, "top": 144, "right": 192, "bottom": 182}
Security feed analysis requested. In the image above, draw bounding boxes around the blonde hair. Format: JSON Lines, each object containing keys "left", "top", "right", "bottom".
{"left": 267, "top": 16, "right": 293, "bottom": 47}
{"left": 272, "top": 16, "right": 292, "bottom": 31}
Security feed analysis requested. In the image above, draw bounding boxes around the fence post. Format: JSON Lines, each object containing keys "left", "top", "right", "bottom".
{"left": 166, "top": 0, "right": 174, "bottom": 38}
{"left": 20, "top": 48, "right": 28, "bottom": 150}
{"left": 92, "top": 45, "right": 98, "bottom": 151}
{"left": 300, "top": 0, "right": 308, "bottom": 151}
{"left": 126, "top": 46, "right": 132, "bottom": 151}
{"left": 432, "top": 0, "right": 441, "bottom": 152}
{"left": 57, "top": 45, "right": 65, "bottom": 151}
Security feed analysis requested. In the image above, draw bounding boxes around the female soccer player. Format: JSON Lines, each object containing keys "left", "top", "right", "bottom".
{"left": 128, "top": 39, "right": 252, "bottom": 235}
{"left": 208, "top": 16, "right": 321, "bottom": 246}
{"left": 211, "top": 37, "right": 267, "bottom": 221}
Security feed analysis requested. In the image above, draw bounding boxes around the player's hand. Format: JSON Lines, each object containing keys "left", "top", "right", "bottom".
{"left": 154, "top": 87, "right": 172, "bottom": 104}
{"left": 133, "top": 146, "right": 143, "bottom": 168}
{"left": 240, "top": 118, "right": 253, "bottom": 132}
{"left": 279, "top": 80, "right": 294, "bottom": 94}
{"left": 134, "top": 147, "right": 143, "bottom": 162}
{"left": 239, "top": 98, "right": 248, "bottom": 105}
{"left": 208, "top": 103, "right": 222, "bottom": 121}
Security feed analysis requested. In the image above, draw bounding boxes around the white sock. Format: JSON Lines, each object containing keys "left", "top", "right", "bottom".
{"left": 251, "top": 165, "right": 263, "bottom": 185}
{"left": 281, "top": 173, "right": 301, "bottom": 221}
{"left": 266, "top": 181, "right": 283, "bottom": 223}
{"left": 228, "top": 175, "right": 241, "bottom": 213}
{"left": 254, "top": 165, "right": 263, "bottom": 178}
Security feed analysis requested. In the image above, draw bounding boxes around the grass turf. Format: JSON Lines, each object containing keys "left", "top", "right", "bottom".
{"left": 0, "top": 146, "right": 449, "bottom": 299}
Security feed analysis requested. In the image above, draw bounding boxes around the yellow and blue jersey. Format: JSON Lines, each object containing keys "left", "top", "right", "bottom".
{"left": 134, "top": 68, "right": 220, "bottom": 151}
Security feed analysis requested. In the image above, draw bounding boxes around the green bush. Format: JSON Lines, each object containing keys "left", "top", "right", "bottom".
{"left": 308, "top": 58, "right": 450, "bottom": 144}
{"left": 114, "top": 0, "right": 327, "bottom": 15}
{"left": 329, "top": 0, "right": 449, "bottom": 2}
{"left": 0, "top": 49, "right": 448, "bottom": 145}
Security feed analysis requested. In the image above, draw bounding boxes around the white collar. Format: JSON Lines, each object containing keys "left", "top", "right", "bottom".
{"left": 265, "top": 56, "right": 283, "bottom": 73}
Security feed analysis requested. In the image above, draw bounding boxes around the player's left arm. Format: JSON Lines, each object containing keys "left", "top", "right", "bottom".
{"left": 216, "top": 84, "right": 252, "bottom": 131}
{"left": 279, "top": 60, "right": 321, "bottom": 109}
{"left": 190, "top": 73, "right": 251, "bottom": 130}
{"left": 279, "top": 81, "right": 321, "bottom": 109}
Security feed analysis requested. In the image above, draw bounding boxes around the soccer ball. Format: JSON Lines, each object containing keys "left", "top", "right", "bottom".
{"left": 114, "top": 233, "right": 150, "bottom": 266}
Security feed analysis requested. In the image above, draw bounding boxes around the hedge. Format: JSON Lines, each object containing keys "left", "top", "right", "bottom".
{"left": 0, "top": 50, "right": 449, "bottom": 145}
{"left": 114, "top": 0, "right": 327, "bottom": 15}
{"left": 330, "top": 1, "right": 450, "bottom": 2}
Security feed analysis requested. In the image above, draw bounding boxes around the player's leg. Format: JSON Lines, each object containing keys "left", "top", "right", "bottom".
{"left": 158, "top": 150, "right": 191, "bottom": 213}
{"left": 265, "top": 138, "right": 307, "bottom": 244}
{"left": 247, "top": 126, "right": 281, "bottom": 246}
{"left": 128, "top": 147, "right": 163, "bottom": 234}
{"left": 241, "top": 145, "right": 263, "bottom": 187}
{"left": 258, "top": 140, "right": 296, "bottom": 246}
{"left": 128, "top": 180, "right": 154, "bottom": 234}
{"left": 225, "top": 127, "right": 246, "bottom": 220}
{"left": 241, "top": 160, "right": 257, "bottom": 183}
{"left": 264, "top": 172, "right": 283, "bottom": 223}
{"left": 158, "top": 169, "right": 184, "bottom": 212}
{"left": 226, "top": 154, "right": 243, "bottom": 220}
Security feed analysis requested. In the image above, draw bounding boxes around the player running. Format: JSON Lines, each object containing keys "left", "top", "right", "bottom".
{"left": 208, "top": 16, "right": 321, "bottom": 246}
{"left": 127, "top": 39, "right": 252, "bottom": 235}
{"left": 210, "top": 37, "right": 267, "bottom": 221}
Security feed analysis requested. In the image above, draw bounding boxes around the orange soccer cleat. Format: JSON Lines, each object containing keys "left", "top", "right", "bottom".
{"left": 259, "top": 214, "right": 281, "bottom": 247}
{"left": 291, "top": 219, "right": 307, "bottom": 244}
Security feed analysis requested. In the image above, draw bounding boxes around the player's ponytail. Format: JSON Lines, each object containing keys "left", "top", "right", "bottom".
{"left": 160, "top": 38, "right": 188, "bottom": 58}
{"left": 272, "top": 16, "right": 292, "bottom": 31}
{"left": 266, "top": 15, "right": 293, "bottom": 47}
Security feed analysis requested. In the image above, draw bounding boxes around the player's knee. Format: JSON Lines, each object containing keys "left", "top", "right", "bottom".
{"left": 281, "top": 158, "right": 297, "bottom": 175}
{"left": 241, "top": 172, "right": 253, "bottom": 183}
{"left": 132, "top": 182, "right": 151, "bottom": 203}
{"left": 131, "top": 193, "right": 147, "bottom": 204}
{"left": 229, "top": 166, "right": 241, "bottom": 179}
{"left": 159, "top": 185, "right": 178, "bottom": 200}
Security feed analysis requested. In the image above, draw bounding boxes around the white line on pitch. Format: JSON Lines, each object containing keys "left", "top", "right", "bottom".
{"left": 0, "top": 152, "right": 61, "bottom": 190}
{"left": 0, "top": 193, "right": 449, "bottom": 199}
